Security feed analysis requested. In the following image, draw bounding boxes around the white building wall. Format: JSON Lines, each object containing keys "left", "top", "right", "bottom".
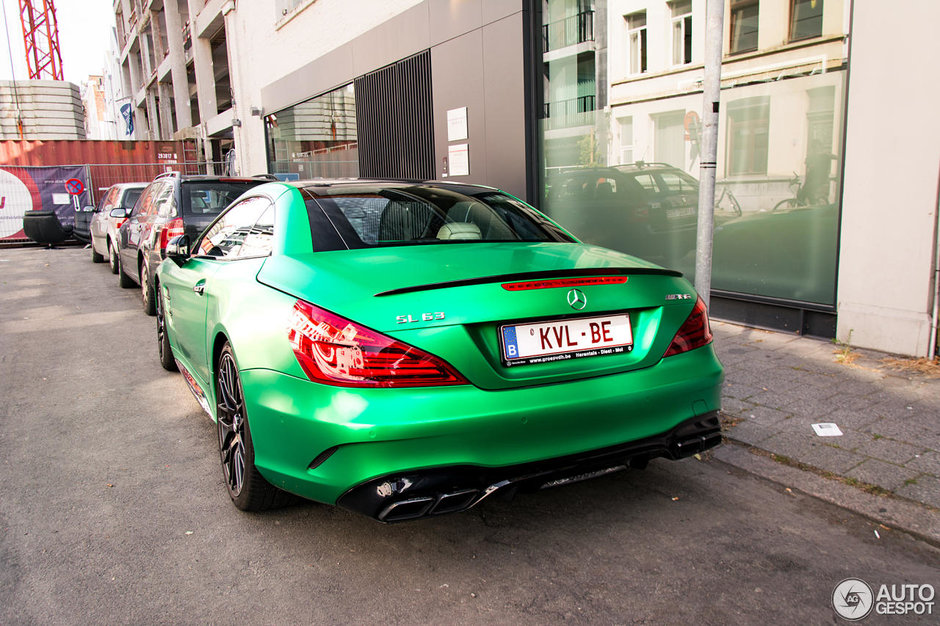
{"left": 223, "top": 0, "right": 424, "bottom": 175}
{"left": 836, "top": 0, "right": 940, "bottom": 356}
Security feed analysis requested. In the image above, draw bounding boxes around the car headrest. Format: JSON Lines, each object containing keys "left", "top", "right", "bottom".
{"left": 437, "top": 222, "right": 482, "bottom": 240}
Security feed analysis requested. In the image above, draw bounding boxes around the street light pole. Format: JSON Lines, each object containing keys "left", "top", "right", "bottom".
{"left": 694, "top": 0, "right": 726, "bottom": 308}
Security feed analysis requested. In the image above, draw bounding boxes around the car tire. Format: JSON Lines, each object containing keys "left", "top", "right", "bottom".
{"left": 91, "top": 242, "right": 104, "bottom": 263}
{"left": 118, "top": 251, "right": 135, "bottom": 288}
{"left": 156, "top": 282, "right": 177, "bottom": 372}
{"left": 108, "top": 240, "right": 120, "bottom": 274}
{"left": 141, "top": 262, "right": 156, "bottom": 316}
{"left": 216, "top": 343, "right": 289, "bottom": 511}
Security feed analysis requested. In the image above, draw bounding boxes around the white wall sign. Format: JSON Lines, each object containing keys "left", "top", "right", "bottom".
{"left": 447, "top": 107, "right": 468, "bottom": 142}
{"left": 448, "top": 143, "right": 469, "bottom": 176}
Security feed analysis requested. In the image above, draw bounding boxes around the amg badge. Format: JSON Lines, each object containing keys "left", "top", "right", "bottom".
{"left": 396, "top": 312, "right": 446, "bottom": 324}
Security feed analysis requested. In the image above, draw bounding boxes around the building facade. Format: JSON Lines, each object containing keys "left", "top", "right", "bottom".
{"left": 107, "top": 0, "right": 940, "bottom": 358}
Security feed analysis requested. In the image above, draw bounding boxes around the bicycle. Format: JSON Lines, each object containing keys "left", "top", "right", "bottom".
{"left": 715, "top": 186, "right": 742, "bottom": 217}
{"left": 773, "top": 173, "right": 805, "bottom": 211}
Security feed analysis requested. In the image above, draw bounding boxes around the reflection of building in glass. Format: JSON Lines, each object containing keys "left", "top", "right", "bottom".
{"left": 542, "top": 0, "right": 607, "bottom": 168}
{"left": 266, "top": 84, "right": 359, "bottom": 179}
{"left": 547, "top": 0, "right": 848, "bottom": 307}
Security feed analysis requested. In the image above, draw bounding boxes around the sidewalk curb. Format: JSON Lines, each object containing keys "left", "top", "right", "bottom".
{"left": 711, "top": 441, "right": 940, "bottom": 548}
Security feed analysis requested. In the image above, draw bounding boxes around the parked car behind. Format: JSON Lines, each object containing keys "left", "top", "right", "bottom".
{"left": 116, "top": 172, "right": 271, "bottom": 315}
{"left": 89, "top": 182, "right": 148, "bottom": 272}
{"left": 545, "top": 162, "right": 741, "bottom": 276}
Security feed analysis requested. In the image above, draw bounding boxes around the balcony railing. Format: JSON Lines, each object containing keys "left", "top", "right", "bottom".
{"left": 542, "top": 94, "right": 596, "bottom": 130}
{"left": 542, "top": 10, "right": 595, "bottom": 53}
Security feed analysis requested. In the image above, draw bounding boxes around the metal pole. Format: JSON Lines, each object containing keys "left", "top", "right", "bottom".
{"left": 694, "top": 0, "right": 726, "bottom": 307}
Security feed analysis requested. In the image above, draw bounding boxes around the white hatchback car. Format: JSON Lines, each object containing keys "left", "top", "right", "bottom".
{"left": 89, "top": 183, "right": 148, "bottom": 273}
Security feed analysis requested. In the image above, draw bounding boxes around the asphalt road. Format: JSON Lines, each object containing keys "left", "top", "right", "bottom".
{"left": 1, "top": 247, "right": 938, "bottom": 624}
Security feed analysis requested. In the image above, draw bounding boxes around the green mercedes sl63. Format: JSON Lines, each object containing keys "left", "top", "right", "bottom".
{"left": 155, "top": 180, "right": 723, "bottom": 522}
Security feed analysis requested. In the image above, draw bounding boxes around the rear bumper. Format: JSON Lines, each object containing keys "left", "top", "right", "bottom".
{"left": 337, "top": 411, "right": 721, "bottom": 522}
{"left": 239, "top": 344, "right": 723, "bottom": 513}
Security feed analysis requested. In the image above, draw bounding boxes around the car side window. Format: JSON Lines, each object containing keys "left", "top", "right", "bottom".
{"left": 236, "top": 203, "right": 275, "bottom": 258}
{"left": 154, "top": 184, "right": 177, "bottom": 218}
{"left": 100, "top": 187, "right": 119, "bottom": 212}
{"left": 197, "top": 197, "right": 273, "bottom": 259}
{"left": 132, "top": 183, "right": 160, "bottom": 217}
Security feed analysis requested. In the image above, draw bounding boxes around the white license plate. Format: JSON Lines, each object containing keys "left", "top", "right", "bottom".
{"left": 666, "top": 206, "right": 694, "bottom": 219}
{"left": 500, "top": 314, "right": 633, "bottom": 366}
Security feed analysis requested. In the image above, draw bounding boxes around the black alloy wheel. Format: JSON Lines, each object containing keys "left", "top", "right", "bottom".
{"left": 155, "top": 283, "right": 177, "bottom": 372}
{"left": 141, "top": 262, "right": 156, "bottom": 316}
{"left": 108, "top": 240, "right": 119, "bottom": 274}
{"left": 215, "top": 343, "right": 287, "bottom": 511}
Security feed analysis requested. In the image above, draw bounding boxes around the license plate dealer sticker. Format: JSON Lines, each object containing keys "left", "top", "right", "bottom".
{"left": 500, "top": 314, "right": 633, "bottom": 366}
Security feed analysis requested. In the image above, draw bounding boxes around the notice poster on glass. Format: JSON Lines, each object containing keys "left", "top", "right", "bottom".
{"left": 448, "top": 143, "right": 469, "bottom": 176}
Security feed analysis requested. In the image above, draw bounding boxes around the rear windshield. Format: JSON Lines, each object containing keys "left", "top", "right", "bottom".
{"left": 121, "top": 188, "right": 143, "bottom": 209}
{"left": 181, "top": 181, "right": 262, "bottom": 217}
{"left": 304, "top": 184, "right": 574, "bottom": 251}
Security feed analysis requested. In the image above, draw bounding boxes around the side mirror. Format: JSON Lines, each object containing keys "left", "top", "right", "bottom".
{"left": 84, "top": 205, "right": 96, "bottom": 213}
{"left": 166, "top": 234, "right": 191, "bottom": 267}
{"left": 109, "top": 208, "right": 128, "bottom": 218}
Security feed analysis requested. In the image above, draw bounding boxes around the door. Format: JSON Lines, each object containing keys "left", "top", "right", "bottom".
{"left": 121, "top": 182, "right": 164, "bottom": 277}
{"left": 162, "top": 195, "right": 275, "bottom": 385}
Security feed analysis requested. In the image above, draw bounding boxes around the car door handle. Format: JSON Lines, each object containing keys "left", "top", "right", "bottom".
{"left": 193, "top": 280, "right": 206, "bottom": 295}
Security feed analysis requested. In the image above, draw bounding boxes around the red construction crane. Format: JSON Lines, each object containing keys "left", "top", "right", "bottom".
{"left": 18, "top": 0, "right": 63, "bottom": 80}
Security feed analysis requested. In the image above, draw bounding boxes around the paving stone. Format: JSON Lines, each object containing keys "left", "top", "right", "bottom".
{"left": 722, "top": 420, "right": 779, "bottom": 445}
{"left": 854, "top": 437, "right": 926, "bottom": 466}
{"left": 736, "top": 405, "right": 792, "bottom": 427}
{"left": 896, "top": 475, "right": 940, "bottom": 509}
{"left": 867, "top": 400, "right": 925, "bottom": 421}
{"left": 865, "top": 418, "right": 940, "bottom": 453}
{"left": 721, "top": 381, "right": 765, "bottom": 401}
{"left": 747, "top": 389, "right": 796, "bottom": 410}
{"left": 905, "top": 451, "right": 940, "bottom": 477}
{"left": 818, "top": 408, "right": 884, "bottom": 430}
{"left": 757, "top": 432, "right": 865, "bottom": 475}
{"left": 845, "top": 459, "right": 921, "bottom": 492}
{"left": 719, "top": 396, "right": 757, "bottom": 415}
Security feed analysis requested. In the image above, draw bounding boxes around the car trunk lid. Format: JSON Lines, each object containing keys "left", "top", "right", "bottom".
{"left": 259, "top": 243, "right": 699, "bottom": 390}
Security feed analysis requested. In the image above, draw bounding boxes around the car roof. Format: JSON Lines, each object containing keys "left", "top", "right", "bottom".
{"left": 289, "top": 179, "right": 500, "bottom": 198}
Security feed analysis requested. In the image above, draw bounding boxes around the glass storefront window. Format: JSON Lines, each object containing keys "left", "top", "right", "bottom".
{"left": 538, "top": 0, "right": 846, "bottom": 308}
{"left": 265, "top": 83, "right": 358, "bottom": 179}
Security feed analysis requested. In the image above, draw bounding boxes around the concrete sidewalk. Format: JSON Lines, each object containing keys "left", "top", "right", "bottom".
{"left": 710, "top": 320, "right": 940, "bottom": 539}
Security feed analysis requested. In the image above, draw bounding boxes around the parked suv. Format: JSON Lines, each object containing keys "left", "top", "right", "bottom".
{"left": 89, "top": 182, "right": 148, "bottom": 272}
{"left": 116, "top": 172, "right": 271, "bottom": 314}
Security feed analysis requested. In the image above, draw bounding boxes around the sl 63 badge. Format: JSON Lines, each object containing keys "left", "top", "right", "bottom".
{"left": 397, "top": 312, "right": 446, "bottom": 324}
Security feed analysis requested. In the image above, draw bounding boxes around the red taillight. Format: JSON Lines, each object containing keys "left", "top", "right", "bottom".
{"left": 159, "top": 217, "right": 185, "bottom": 251}
{"left": 287, "top": 300, "right": 467, "bottom": 387}
{"left": 664, "top": 296, "right": 713, "bottom": 357}
{"left": 114, "top": 218, "right": 127, "bottom": 229}
{"left": 502, "top": 276, "right": 629, "bottom": 291}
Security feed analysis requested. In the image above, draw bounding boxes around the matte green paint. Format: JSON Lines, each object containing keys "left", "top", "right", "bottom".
{"left": 157, "top": 182, "right": 724, "bottom": 506}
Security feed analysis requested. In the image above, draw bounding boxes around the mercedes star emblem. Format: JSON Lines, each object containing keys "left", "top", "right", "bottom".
{"left": 567, "top": 288, "right": 587, "bottom": 310}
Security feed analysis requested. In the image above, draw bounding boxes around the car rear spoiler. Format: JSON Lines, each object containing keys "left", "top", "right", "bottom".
{"left": 374, "top": 267, "right": 683, "bottom": 297}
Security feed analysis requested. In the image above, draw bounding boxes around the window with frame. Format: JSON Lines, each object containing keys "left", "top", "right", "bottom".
{"left": 625, "top": 12, "right": 647, "bottom": 75}
{"left": 198, "top": 196, "right": 275, "bottom": 259}
{"left": 789, "top": 0, "right": 823, "bottom": 42}
{"left": 670, "top": 0, "right": 692, "bottom": 66}
{"left": 726, "top": 97, "right": 770, "bottom": 175}
{"left": 619, "top": 117, "right": 634, "bottom": 165}
{"left": 730, "top": 0, "right": 759, "bottom": 55}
